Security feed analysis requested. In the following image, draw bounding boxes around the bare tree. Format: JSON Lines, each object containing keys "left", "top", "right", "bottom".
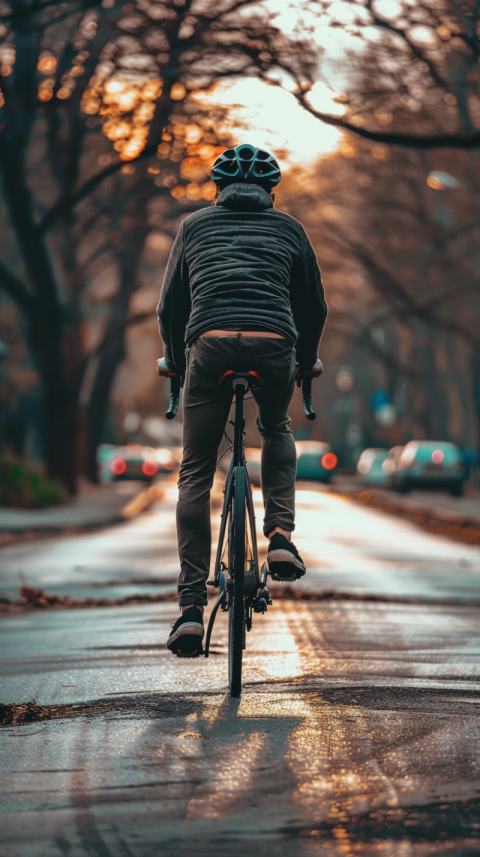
{"left": 280, "top": 135, "right": 480, "bottom": 447}
{"left": 289, "top": 0, "right": 480, "bottom": 149}
{"left": 0, "top": 0, "right": 317, "bottom": 490}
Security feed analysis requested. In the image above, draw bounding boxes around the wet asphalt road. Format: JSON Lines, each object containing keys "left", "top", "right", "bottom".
{"left": 1, "top": 484, "right": 480, "bottom": 856}
{"left": 2, "top": 480, "right": 480, "bottom": 603}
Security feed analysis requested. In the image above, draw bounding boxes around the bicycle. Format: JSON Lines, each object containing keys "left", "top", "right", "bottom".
{"left": 157, "top": 356, "right": 322, "bottom": 697}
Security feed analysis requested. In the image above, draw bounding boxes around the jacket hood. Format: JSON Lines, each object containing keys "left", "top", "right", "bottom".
{"left": 216, "top": 183, "right": 273, "bottom": 212}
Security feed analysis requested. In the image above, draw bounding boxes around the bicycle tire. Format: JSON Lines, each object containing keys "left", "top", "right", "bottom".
{"left": 228, "top": 466, "right": 246, "bottom": 697}
{"left": 244, "top": 472, "right": 260, "bottom": 595}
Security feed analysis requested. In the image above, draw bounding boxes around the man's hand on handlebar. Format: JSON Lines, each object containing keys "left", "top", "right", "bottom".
{"left": 297, "top": 359, "right": 323, "bottom": 421}
{"left": 157, "top": 357, "right": 183, "bottom": 420}
{"left": 156, "top": 357, "right": 184, "bottom": 387}
{"left": 296, "top": 358, "right": 323, "bottom": 387}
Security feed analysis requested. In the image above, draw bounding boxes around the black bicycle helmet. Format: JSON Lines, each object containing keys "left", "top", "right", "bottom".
{"left": 211, "top": 143, "right": 281, "bottom": 191}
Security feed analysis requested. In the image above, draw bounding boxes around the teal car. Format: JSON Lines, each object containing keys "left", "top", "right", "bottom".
{"left": 356, "top": 448, "right": 389, "bottom": 486}
{"left": 390, "top": 441, "right": 465, "bottom": 496}
{"left": 295, "top": 441, "right": 338, "bottom": 483}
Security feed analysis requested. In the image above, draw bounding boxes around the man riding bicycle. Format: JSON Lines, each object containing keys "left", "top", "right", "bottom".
{"left": 157, "top": 143, "right": 327, "bottom": 656}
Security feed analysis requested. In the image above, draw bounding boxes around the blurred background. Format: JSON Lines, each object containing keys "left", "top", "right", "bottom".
{"left": 1, "top": 0, "right": 480, "bottom": 506}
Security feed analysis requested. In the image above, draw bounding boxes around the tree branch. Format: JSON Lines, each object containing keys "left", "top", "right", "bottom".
{"left": 37, "top": 141, "right": 161, "bottom": 234}
{"left": 0, "top": 261, "right": 35, "bottom": 314}
{"left": 295, "top": 92, "right": 480, "bottom": 149}
{"left": 1, "top": 0, "right": 66, "bottom": 22}
{"left": 89, "top": 310, "right": 154, "bottom": 359}
{"left": 364, "top": 0, "right": 448, "bottom": 91}
{"left": 322, "top": 221, "right": 480, "bottom": 349}
{"left": 1, "top": 0, "right": 102, "bottom": 24}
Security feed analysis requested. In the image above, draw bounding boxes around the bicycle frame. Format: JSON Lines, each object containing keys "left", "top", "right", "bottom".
{"left": 204, "top": 377, "right": 264, "bottom": 659}
{"left": 213, "top": 380, "right": 253, "bottom": 579}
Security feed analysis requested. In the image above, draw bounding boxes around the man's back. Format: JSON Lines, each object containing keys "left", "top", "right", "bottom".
{"left": 182, "top": 183, "right": 309, "bottom": 344}
{"left": 158, "top": 182, "right": 327, "bottom": 374}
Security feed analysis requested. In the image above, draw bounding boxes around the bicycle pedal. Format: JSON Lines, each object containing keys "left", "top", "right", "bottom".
{"left": 270, "top": 573, "right": 297, "bottom": 583}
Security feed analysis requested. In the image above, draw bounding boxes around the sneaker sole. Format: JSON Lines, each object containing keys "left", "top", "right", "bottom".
{"left": 167, "top": 623, "right": 204, "bottom": 658}
{"left": 268, "top": 549, "right": 306, "bottom": 581}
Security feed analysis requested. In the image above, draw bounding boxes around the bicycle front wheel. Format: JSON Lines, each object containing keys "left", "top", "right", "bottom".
{"left": 228, "top": 466, "right": 246, "bottom": 697}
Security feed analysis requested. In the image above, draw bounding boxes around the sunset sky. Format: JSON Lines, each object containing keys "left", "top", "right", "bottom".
{"left": 204, "top": 0, "right": 358, "bottom": 168}
{"left": 203, "top": 78, "right": 346, "bottom": 167}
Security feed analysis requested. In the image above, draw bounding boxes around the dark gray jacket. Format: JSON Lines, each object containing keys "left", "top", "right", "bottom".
{"left": 157, "top": 183, "right": 327, "bottom": 373}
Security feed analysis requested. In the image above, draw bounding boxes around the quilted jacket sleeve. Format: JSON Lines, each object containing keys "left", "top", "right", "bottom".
{"left": 289, "top": 227, "right": 328, "bottom": 372}
{"left": 157, "top": 221, "right": 191, "bottom": 374}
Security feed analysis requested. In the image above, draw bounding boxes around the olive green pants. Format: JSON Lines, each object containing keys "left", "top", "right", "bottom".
{"left": 177, "top": 334, "right": 297, "bottom": 607}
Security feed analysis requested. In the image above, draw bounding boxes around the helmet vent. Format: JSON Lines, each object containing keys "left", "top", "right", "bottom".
{"left": 238, "top": 146, "right": 254, "bottom": 160}
{"left": 211, "top": 143, "right": 281, "bottom": 190}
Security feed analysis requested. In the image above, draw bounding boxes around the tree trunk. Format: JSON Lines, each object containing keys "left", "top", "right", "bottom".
{"left": 0, "top": 141, "right": 83, "bottom": 493}
{"left": 42, "top": 361, "right": 80, "bottom": 495}
{"left": 85, "top": 330, "right": 125, "bottom": 483}
{"left": 85, "top": 223, "right": 147, "bottom": 482}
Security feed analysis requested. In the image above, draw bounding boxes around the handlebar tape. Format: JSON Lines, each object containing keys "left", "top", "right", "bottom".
{"left": 302, "top": 376, "right": 316, "bottom": 421}
{"left": 166, "top": 375, "right": 181, "bottom": 420}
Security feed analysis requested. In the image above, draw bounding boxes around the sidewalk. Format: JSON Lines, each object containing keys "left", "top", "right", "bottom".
{"left": 0, "top": 480, "right": 164, "bottom": 543}
{"left": 331, "top": 476, "right": 480, "bottom": 544}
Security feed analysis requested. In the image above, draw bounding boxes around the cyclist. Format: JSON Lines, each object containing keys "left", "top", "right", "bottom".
{"left": 157, "top": 144, "right": 327, "bottom": 656}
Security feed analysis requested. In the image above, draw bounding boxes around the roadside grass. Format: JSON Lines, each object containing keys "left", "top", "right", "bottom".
{"left": 0, "top": 456, "right": 66, "bottom": 508}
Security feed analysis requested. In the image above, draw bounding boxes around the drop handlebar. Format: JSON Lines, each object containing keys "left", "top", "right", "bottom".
{"left": 298, "top": 358, "right": 323, "bottom": 421}
{"left": 157, "top": 357, "right": 323, "bottom": 422}
{"left": 302, "top": 376, "right": 316, "bottom": 421}
{"left": 156, "top": 358, "right": 181, "bottom": 420}
{"left": 166, "top": 374, "right": 180, "bottom": 420}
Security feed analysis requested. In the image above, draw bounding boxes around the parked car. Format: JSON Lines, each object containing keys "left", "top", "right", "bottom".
{"left": 382, "top": 445, "right": 405, "bottom": 480}
{"left": 99, "top": 442, "right": 177, "bottom": 482}
{"left": 356, "top": 448, "right": 389, "bottom": 486}
{"left": 389, "top": 440, "right": 465, "bottom": 495}
{"left": 220, "top": 442, "right": 339, "bottom": 485}
{"left": 295, "top": 441, "right": 338, "bottom": 483}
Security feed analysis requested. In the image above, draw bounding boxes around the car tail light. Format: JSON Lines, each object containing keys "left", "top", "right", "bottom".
{"left": 142, "top": 460, "right": 158, "bottom": 477}
{"left": 110, "top": 457, "right": 126, "bottom": 476}
{"left": 321, "top": 452, "right": 338, "bottom": 470}
{"left": 431, "top": 449, "right": 444, "bottom": 464}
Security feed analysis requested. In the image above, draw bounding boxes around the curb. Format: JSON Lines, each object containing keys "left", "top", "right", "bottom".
{"left": 119, "top": 485, "right": 164, "bottom": 519}
{"left": 333, "top": 485, "right": 480, "bottom": 546}
{"left": 0, "top": 485, "right": 165, "bottom": 548}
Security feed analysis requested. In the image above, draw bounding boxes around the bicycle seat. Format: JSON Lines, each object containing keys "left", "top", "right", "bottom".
{"left": 219, "top": 369, "right": 263, "bottom": 391}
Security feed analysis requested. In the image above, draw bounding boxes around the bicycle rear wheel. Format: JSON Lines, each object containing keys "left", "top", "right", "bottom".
{"left": 228, "top": 466, "right": 246, "bottom": 697}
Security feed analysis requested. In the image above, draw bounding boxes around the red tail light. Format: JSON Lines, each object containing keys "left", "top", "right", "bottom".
{"left": 110, "top": 457, "right": 127, "bottom": 476}
{"left": 321, "top": 452, "right": 338, "bottom": 470}
{"left": 142, "top": 461, "right": 158, "bottom": 477}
